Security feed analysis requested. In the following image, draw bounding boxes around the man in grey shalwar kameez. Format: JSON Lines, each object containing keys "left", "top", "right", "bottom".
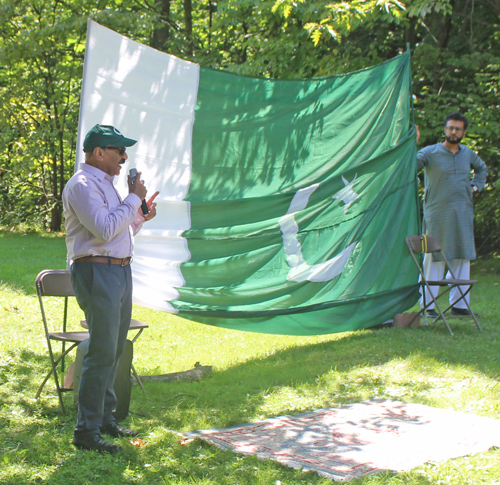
{"left": 416, "top": 113, "right": 487, "bottom": 316}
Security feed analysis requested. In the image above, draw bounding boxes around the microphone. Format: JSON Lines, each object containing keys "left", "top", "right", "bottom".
{"left": 129, "top": 168, "right": 149, "bottom": 215}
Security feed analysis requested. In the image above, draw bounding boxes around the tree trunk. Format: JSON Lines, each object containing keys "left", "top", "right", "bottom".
{"left": 207, "top": 0, "right": 214, "bottom": 47}
{"left": 50, "top": 204, "right": 62, "bottom": 232}
{"left": 431, "top": 4, "right": 454, "bottom": 93}
{"left": 184, "top": 0, "right": 193, "bottom": 57}
{"left": 403, "top": 16, "right": 416, "bottom": 51}
{"left": 152, "top": 0, "right": 172, "bottom": 51}
{"left": 48, "top": 135, "right": 62, "bottom": 231}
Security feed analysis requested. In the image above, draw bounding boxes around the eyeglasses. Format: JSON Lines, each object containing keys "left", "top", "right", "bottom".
{"left": 444, "top": 126, "right": 465, "bottom": 134}
{"left": 103, "top": 145, "right": 127, "bottom": 155}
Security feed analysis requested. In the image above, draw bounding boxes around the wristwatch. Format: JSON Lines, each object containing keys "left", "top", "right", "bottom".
{"left": 471, "top": 185, "right": 478, "bottom": 193}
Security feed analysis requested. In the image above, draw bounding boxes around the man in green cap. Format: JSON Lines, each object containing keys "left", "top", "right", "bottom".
{"left": 63, "top": 124, "right": 159, "bottom": 454}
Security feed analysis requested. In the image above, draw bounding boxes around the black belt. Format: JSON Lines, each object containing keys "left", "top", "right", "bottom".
{"left": 74, "top": 256, "right": 132, "bottom": 266}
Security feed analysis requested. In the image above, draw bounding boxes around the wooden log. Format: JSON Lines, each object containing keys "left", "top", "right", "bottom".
{"left": 136, "top": 362, "right": 212, "bottom": 383}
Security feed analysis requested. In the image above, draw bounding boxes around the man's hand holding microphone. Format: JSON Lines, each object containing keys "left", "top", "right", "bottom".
{"left": 128, "top": 168, "right": 159, "bottom": 221}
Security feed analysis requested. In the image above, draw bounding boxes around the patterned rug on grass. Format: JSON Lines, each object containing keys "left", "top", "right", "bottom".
{"left": 181, "top": 399, "right": 500, "bottom": 481}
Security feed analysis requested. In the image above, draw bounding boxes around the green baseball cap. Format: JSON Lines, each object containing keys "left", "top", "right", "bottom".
{"left": 83, "top": 124, "right": 137, "bottom": 152}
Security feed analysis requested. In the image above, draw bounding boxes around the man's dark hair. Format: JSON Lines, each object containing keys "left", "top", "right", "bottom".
{"left": 444, "top": 112, "right": 468, "bottom": 130}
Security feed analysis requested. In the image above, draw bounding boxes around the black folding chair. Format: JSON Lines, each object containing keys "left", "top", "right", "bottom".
{"left": 405, "top": 235, "right": 481, "bottom": 336}
{"left": 35, "top": 270, "right": 89, "bottom": 413}
{"left": 36, "top": 269, "right": 149, "bottom": 412}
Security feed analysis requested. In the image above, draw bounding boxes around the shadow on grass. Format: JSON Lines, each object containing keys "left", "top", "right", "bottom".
{"left": 125, "top": 323, "right": 472, "bottom": 483}
{"left": 139, "top": 319, "right": 497, "bottom": 427}
{"left": 0, "top": 348, "right": 133, "bottom": 485}
{"left": 2, "top": 315, "right": 498, "bottom": 484}
{"left": 1, "top": 234, "right": 499, "bottom": 483}
{"left": 1, "top": 349, "right": 52, "bottom": 394}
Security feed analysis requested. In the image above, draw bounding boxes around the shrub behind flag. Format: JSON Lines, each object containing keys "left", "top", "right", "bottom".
{"left": 76, "top": 20, "right": 420, "bottom": 335}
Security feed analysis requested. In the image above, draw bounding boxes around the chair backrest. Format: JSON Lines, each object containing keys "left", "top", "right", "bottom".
{"left": 406, "top": 235, "right": 441, "bottom": 254}
{"left": 36, "top": 270, "right": 74, "bottom": 297}
{"left": 35, "top": 270, "right": 87, "bottom": 412}
{"left": 36, "top": 270, "right": 75, "bottom": 338}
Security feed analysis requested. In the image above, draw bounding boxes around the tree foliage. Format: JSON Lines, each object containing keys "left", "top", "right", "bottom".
{"left": 0, "top": 0, "right": 498, "bottom": 255}
{"left": 0, "top": 1, "right": 84, "bottom": 231}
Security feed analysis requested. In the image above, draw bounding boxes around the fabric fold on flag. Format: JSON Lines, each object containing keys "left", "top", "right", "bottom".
{"left": 77, "top": 20, "right": 420, "bottom": 335}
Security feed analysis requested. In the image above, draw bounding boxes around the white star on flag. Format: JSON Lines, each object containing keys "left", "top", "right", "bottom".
{"left": 332, "top": 174, "right": 359, "bottom": 214}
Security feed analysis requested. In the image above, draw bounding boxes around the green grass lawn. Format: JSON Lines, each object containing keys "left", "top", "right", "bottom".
{"left": 1, "top": 231, "right": 500, "bottom": 484}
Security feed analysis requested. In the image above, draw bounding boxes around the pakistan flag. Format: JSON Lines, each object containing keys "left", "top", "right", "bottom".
{"left": 76, "top": 20, "right": 421, "bottom": 335}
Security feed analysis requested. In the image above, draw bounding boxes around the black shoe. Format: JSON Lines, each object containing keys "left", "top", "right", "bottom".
{"left": 72, "top": 433, "right": 122, "bottom": 454}
{"left": 422, "top": 309, "right": 439, "bottom": 318}
{"left": 101, "top": 421, "right": 138, "bottom": 438}
{"left": 451, "top": 307, "right": 479, "bottom": 317}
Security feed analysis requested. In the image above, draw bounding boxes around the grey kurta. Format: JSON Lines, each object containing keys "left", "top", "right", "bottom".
{"left": 417, "top": 143, "right": 487, "bottom": 261}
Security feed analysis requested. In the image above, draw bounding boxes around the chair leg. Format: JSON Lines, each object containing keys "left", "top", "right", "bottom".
{"left": 36, "top": 358, "right": 66, "bottom": 414}
{"left": 471, "top": 312, "right": 482, "bottom": 331}
{"left": 459, "top": 306, "right": 483, "bottom": 330}
{"left": 420, "top": 280, "right": 455, "bottom": 335}
{"left": 462, "top": 292, "right": 482, "bottom": 331}
{"left": 36, "top": 343, "right": 79, "bottom": 414}
{"left": 421, "top": 305, "right": 435, "bottom": 326}
{"left": 451, "top": 286, "right": 482, "bottom": 331}
{"left": 131, "top": 364, "right": 145, "bottom": 393}
{"left": 130, "top": 328, "right": 144, "bottom": 344}
{"left": 35, "top": 371, "right": 54, "bottom": 399}
{"left": 54, "top": 372, "right": 66, "bottom": 414}
{"left": 129, "top": 329, "right": 146, "bottom": 389}
{"left": 434, "top": 301, "right": 454, "bottom": 336}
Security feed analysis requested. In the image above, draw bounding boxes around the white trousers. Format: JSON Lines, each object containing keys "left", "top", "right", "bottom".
{"left": 420, "top": 254, "right": 470, "bottom": 310}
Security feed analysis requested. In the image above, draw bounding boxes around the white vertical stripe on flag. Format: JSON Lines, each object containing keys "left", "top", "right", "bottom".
{"left": 77, "top": 20, "right": 199, "bottom": 311}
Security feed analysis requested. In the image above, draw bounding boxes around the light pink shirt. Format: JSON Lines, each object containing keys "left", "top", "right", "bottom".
{"left": 63, "top": 163, "right": 145, "bottom": 262}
